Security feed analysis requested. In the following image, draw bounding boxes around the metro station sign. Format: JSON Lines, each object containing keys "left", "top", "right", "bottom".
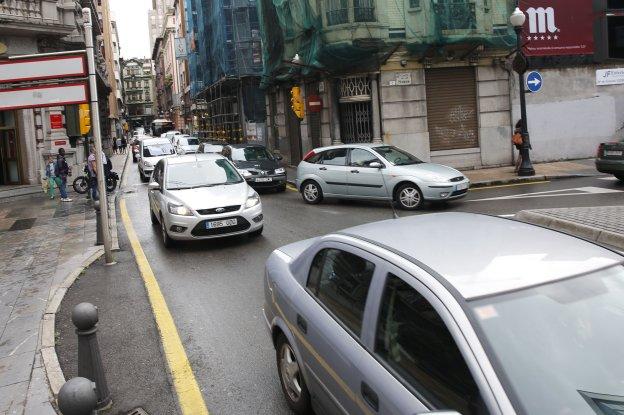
{"left": 0, "top": 54, "right": 86, "bottom": 84}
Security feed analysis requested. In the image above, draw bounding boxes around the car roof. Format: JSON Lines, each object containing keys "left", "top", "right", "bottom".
{"left": 228, "top": 143, "right": 267, "bottom": 149}
{"left": 165, "top": 153, "right": 225, "bottom": 165}
{"left": 339, "top": 212, "right": 622, "bottom": 300}
{"left": 142, "top": 138, "right": 170, "bottom": 145}
{"left": 312, "top": 143, "right": 385, "bottom": 153}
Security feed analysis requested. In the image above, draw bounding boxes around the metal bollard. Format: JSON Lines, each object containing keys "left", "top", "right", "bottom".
{"left": 72, "top": 303, "right": 112, "bottom": 410}
{"left": 93, "top": 201, "right": 103, "bottom": 246}
{"left": 58, "top": 377, "right": 98, "bottom": 415}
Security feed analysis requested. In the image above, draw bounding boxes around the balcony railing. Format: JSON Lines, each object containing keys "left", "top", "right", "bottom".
{"left": 0, "top": 0, "right": 42, "bottom": 20}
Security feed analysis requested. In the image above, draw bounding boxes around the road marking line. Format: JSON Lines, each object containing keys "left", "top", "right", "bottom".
{"left": 497, "top": 214, "right": 515, "bottom": 218}
{"left": 469, "top": 180, "right": 550, "bottom": 190}
{"left": 286, "top": 184, "right": 297, "bottom": 192}
{"left": 120, "top": 199, "right": 209, "bottom": 415}
{"left": 470, "top": 186, "right": 623, "bottom": 202}
{"left": 598, "top": 176, "right": 618, "bottom": 181}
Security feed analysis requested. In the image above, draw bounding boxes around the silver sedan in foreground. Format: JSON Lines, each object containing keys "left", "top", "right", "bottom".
{"left": 296, "top": 144, "right": 469, "bottom": 209}
{"left": 264, "top": 212, "right": 624, "bottom": 415}
{"left": 148, "top": 154, "right": 264, "bottom": 247}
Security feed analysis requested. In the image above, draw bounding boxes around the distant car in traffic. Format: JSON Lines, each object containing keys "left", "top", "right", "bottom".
{"left": 198, "top": 142, "right": 224, "bottom": 154}
{"left": 164, "top": 130, "right": 182, "bottom": 142}
{"left": 148, "top": 154, "right": 264, "bottom": 247}
{"left": 596, "top": 139, "right": 624, "bottom": 181}
{"left": 174, "top": 135, "right": 200, "bottom": 154}
{"left": 264, "top": 212, "right": 624, "bottom": 415}
{"left": 138, "top": 137, "right": 176, "bottom": 182}
{"left": 228, "top": 144, "right": 287, "bottom": 192}
{"left": 296, "top": 144, "right": 469, "bottom": 210}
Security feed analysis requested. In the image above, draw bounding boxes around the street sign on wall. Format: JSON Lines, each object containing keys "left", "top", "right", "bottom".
{"left": 0, "top": 54, "right": 86, "bottom": 84}
{"left": 0, "top": 82, "right": 88, "bottom": 111}
{"left": 50, "top": 114, "right": 63, "bottom": 129}
{"left": 596, "top": 68, "right": 624, "bottom": 85}
{"left": 519, "top": 0, "right": 594, "bottom": 56}
{"left": 526, "top": 71, "right": 543, "bottom": 92}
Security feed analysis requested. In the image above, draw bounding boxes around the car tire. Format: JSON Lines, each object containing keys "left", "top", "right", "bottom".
{"left": 160, "top": 215, "right": 174, "bottom": 248}
{"left": 615, "top": 174, "right": 624, "bottom": 182}
{"left": 301, "top": 180, "right": 323, "bottom": 205}
{"left": 276, "top": 184, "right": 287, "bottom": 192}
{"left": 150, "top": 208, "right": 158, "bottom": 225}
{"left": 395, "top": 183, "right": 424, "bottom": 210}
{"left": 276, "top": 334, "right": 312, "bottom": 415}
{"left": 249, "top": 226, "right": 263, "bottom": 237}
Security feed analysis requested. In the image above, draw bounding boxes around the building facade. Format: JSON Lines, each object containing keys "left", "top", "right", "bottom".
{"left": 122, "top": 58, "right": 157, "bottom": 129}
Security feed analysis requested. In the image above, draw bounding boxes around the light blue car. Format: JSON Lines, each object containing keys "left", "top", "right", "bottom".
{"left": 295, "top": 144, "right": 470, "bottom": 210}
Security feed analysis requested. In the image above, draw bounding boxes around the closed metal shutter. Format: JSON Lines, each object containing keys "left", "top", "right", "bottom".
{"left": 425, "top": 67, "right": 479, "bottom": 151}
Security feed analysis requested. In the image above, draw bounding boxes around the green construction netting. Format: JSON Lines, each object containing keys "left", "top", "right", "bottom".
{"left": 258, "top": 0, "right": 516, "bottom": 87}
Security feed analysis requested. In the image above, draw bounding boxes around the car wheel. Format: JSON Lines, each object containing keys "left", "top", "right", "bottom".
{"left": 301, "top": 180, "right": 323, "bottom": 205}
{"left": 160, "top": 215, "right": 174, "bottom": 248}
{"left": 395, "top": 183, "right": 424, "bottom": 210}
{"left": 615, "top": 174, "right": 624, "bottom": 182}
{"left": 150, "top": 207, "right": 158, "bottom": 225}
{"left": 249, "top": 226, "right": 263, "bottom": 237}
{"left": 276, "top": 334, "right": 312, "bottom": 414}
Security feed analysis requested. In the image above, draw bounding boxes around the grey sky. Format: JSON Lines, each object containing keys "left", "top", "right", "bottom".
{"left": 109, "top": 0, "right": 152, "bottom": 59}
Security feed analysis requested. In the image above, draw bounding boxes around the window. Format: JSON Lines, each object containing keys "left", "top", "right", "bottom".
{"left": 326, "top": 0, "right": 348, "bottom": 25}
{"left": 375, "top": 274, "right": 484, "bottom": 414}
{"left": 354, "top": 0, "right": 375, "bottom": 22}
{"left": 409, "top": 0, "right": 420, "bottom": 8}
{"left": 307, "top": 249, "right": 375, "bottom": 336}
{"left": 349, "top": 148, "right": 381, "bottom": 167}
{"left": 320, "top": 148, "right": 348, "bottom": 166}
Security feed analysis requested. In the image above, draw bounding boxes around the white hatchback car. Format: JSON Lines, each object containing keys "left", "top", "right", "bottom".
{"left": 138, "top": 137, "right": 176, "bottom": 182}
{"left": 148, "top": 154, "right": 264, "bottom": 247}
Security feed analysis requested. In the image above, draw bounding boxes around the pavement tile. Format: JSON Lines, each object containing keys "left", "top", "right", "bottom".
{"left": 0, "top": 314, "right": 41, "bottom": 359}
{"left": 24, "top": 366, "right": 55, "bottom": 414}
{"left": 0, "top": 352, "right": 34, "bottom": 388}
{"left": 0, "top": 380, "right": 28, "bottom": 414}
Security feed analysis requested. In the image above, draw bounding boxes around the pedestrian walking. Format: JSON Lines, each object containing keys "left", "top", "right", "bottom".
{"left": 112, "top": 139, "right": 118, "bottom": 154}
{"left": 116, "top": 137, "right": 122, "bottom": 154}
{"left": 121, "top": 136, "right": 127, "bottom": 154}
{"left": 55, "top": 148, "right": 72, "bottom": 202}
{"left": 45, "top": 156, "right": 58, "bottom": 199}
{"left": 87, "top": 145, "right": 104, "bottom": 201}
{"left": 512, "top": 120, "right": 523, "bottom": 172}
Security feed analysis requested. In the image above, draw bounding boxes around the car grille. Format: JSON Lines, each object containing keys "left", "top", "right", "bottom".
{"left": 191, "top": 216, "right": 251, "bottom": 236}
{"left": 196, "top": 205, "right": 240, "bottom": 215}
{"left": 449, "top": 176, "right": 465, "bottom": 182}
{"left": 451, "top": 189, "right": 468, "bottom": 196}
{"left": 247, "top": 169, "right": 275, "bottom": 176}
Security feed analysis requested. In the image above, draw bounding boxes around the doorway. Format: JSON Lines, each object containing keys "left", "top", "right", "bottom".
{"left": 0, "top": 111, "right": 21, "bottom": 185}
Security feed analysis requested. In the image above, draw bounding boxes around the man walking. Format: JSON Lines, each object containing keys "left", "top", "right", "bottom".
{"left": 55, "top": 148, "right": 72, "bottom": 202}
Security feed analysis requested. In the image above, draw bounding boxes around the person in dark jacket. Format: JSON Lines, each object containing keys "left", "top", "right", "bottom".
{"left": 55, "top": 148, "right": 72, "bottom": 202}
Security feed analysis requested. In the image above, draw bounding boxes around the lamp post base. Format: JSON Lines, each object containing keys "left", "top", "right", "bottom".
{"left": 517, "top": 166, "right": 536, "bottom": 176}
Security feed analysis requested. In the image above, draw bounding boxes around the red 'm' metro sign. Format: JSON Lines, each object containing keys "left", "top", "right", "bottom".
{"left": 520, "top": 0, "right": 594, "bottom": 56}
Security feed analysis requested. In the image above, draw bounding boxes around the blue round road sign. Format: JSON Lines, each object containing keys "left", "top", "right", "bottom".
{"left": 526, "top": 71, "right": 542, "bottom": 93}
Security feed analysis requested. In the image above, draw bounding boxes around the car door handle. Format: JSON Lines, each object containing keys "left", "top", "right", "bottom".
{"left": 296, "top": 314, "right": 307, "bottom": 334}
{"left": 319, "top": 167, "right": 327, "bottom": 171}
{"left": 361, "top": 382, "right": 379, "bottom": 412}
{"left": 350, "top": 169, "right": 360, "bottom": 174}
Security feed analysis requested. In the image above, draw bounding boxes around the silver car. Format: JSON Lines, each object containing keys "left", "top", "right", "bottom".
{"left": 138, "top": 137, "right": 176, "bottom": 182}
{"left": 264, "top": 212, "right": 624, "bottom": 415}
{"left": 174, "top": 135, "right": 200, "bottom": 154}
{"left": 296, "top": 144, "right": 470, "bottom": 209}
{"left": 148, "top": 154, "right": 264, "bottom": 247}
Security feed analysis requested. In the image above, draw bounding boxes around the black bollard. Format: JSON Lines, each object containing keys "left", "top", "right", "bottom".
{"left": 58, "top": 377, "right": 98, "bottom": 415}
{"left": 71, "top": 303, "right": 112, "bottom": 409}
{"left": 93, "top": 201, "right": 103, "bottom": 246}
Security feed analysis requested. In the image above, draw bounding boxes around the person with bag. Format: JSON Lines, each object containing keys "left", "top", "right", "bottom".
{"left": 55, "top": 148, "right": 72, "bottom": 202}
{"left": 512, "top": 120, "right": 523, "bottom": 172}
{"left": 45, "top": 155, "right": 58, "bottom": 199}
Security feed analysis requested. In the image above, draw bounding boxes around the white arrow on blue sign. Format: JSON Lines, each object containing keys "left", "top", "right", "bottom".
{"left": 526, "top": 71, "right": 542, "bottom": 93}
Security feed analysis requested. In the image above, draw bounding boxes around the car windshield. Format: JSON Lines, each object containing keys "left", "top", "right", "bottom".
{"left": 179, "top": 137, "right": 199, "bottom": 146}
{"left": 374, "top": 146, "right": 422, "bottom": 166}
{"left": 470, "top": 265, "right": 624, "bottom": 415}
{"left": 165, "top": 158, "right": 243, "bottom": 190}
{"left": 231, "top": 146, "right": 274, "bottom": 162}
{"left": 144, "top": 143, "right": 175, "bottom": 157}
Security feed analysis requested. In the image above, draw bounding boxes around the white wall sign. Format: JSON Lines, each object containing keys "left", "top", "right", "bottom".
{"left": 0, "top": 54, "right": 86, "bottom": 84}
{"left": 0, "top": 83, "right": 88, "bottom": 111}
{"left": 596, "top": 68, "right": 624, "bottom": 86}
{"left": 395, "top": 72, "right": 412, "bottom": 86}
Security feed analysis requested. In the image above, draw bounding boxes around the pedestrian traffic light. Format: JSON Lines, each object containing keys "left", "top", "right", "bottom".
{"left": 79, "top": 104, "right": 91, "bottom": 135}
{"left": 290, "top": 87, "right": 305, "bottom": 120}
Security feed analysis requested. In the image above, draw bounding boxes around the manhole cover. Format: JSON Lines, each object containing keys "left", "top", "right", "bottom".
{"left": 127, "top": 408, "right": 149, "bottom": 415}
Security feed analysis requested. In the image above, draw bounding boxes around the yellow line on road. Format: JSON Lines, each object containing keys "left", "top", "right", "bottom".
{"left": 119, "top": 199, "right": 209, "bottom": 415}
{"left": 470, "top": 180, "right": 550, "bottom": 190}
{"left": 286, "top": 183, "right": 297, "bottom": 192}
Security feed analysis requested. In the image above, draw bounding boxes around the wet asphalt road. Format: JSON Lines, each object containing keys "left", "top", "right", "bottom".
{"left": 120, "top": 165, "right": 623, "bottom": 415}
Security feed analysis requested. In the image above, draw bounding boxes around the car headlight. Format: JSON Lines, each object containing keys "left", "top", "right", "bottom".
{"left": 167, "top": 203, "right": 193, "bottom": 216}
{"left": 245, "top": 192, "right": 260, "bottom": 208}
{"left": 274, "top": 167, "right": 285, "bottom": 175}
{"left": 239, "top": 169, "right": 252, "bottom": 178}
{"left": 144, "top": 160, "right": 152, "bottom": 167}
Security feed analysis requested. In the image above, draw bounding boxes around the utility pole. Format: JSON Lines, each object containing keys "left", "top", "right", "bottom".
{"left": 83, "top": 7, "right": 114, "bottom": 264}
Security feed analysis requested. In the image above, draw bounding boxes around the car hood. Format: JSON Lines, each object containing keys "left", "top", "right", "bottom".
{"left": 167, "top": 182, "right": 249, "bottom": 210}
{"left": 233, "top": 159, "right": 279, "bottom": 171}
{"left": 393, "top": 162, "right": 464, "bottom": 181}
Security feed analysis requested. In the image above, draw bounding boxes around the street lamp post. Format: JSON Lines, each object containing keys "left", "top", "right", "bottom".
{"left": 510, "top": 7, "right": 535, "bottom": 176}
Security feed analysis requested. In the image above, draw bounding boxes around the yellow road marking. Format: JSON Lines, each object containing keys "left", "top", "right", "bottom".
{"left": 120, "top": 199, "right": 209, "bottom": 415}
{"left": 286, "top": 183, "right": 297, "bottom": 192}
{"left": 469, "top": 180, "right": 549, "bottom": 190}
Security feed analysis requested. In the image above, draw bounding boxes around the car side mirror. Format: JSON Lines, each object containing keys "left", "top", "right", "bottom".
{"left": 369, "top": 161, "right": 383, "bottom": 169}
{"left": 148, "top": 181, "right": 160, "bottom": 191}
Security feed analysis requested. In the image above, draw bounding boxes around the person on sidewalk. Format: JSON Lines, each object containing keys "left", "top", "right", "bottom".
{"left": 512, "top": 120, "right": 523, "bottom": 172}
{"left": 121, "top": 136, "right": 127, "bottom": 154}
{"left": 87, "top": 146, "right": 99, "bottom": 201}
{"left": 112, "top": 139, "right": 118, "bottom": 154}
{"left": 45, "top": 156, "right": 58, "bottom": 199}
{"left": 55, "top": 148, "right": 72, "bottom": 202}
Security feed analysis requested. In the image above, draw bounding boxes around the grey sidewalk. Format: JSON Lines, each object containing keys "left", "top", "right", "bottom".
{"left": 0, "top": 153, "right": 127, "bottom": 414}
{"left": 516, "top": 205, "right": 624, "bottom": 251}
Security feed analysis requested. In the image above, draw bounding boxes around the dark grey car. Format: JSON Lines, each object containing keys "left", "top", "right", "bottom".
{"left": 229, "top": 144, "right": 287, "bottom": 191}
{"left": 264, "top": 213, "right": 624, "bottom": 415}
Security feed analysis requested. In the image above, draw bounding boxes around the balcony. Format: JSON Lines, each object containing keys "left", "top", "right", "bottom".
{"left": 0, "top": 0, "right": 79, "bottom": 36}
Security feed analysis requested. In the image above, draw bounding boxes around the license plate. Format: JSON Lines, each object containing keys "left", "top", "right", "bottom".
{"left": 456, "top": 182, "right": 469, "bottom": 191}
{"left": 206, "top": 218, "right": 237, "bottom": 229}
{"left": 604, "top": 150, "right": 622, "bottom": 156}
{"left": 255, "top": 177, "right": 272, "bottom": 182}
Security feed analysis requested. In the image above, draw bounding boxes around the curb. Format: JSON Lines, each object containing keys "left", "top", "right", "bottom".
{"left": 515, "top": 210, "right": 624, "bottom": 250}
{"left": 41, "top": 247, "right": 104, "bottom": 402}
{"left": 109, "top": 152, "right": 131, "bottom": 251}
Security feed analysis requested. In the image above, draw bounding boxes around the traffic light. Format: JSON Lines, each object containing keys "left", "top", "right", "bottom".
{"left": 290, "top": 86, "right": 305, "bottom": 120}
{"left": 79, "top": 103, "right": 91, "bottom": 135}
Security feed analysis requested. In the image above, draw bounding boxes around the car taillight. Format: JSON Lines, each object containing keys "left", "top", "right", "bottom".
{"left": 303, "top": 150, "right": 315, "bottom": 161}
{"left": 596, "top": 143, "right": 604, "bottom": 158}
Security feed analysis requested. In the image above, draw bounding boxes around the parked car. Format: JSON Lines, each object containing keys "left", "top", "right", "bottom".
{"left": 138, "top": 137, "right": 176, "bottom": 182}
{"left": 228, "top": 144, "right": 287, "bottom": 191}
{"left": 175, "top": 135, "right": 200, "bottom": 154}
{"left": 596, "top": 139, "right": 624, "bottom": 181}
{"left": 296, "top": 144, "right": 469, "bottom": 210}
{"left": 147, "top": 153, "right": 264, "bottom": 247}
{"left": 264, "top": 212, "right": 624, "bottom": 415}
{"left": 198, "top": 143, "right": 224, "bottom": 154}
{"left": 164, "top": 130, "right": 182, "bottom": 143}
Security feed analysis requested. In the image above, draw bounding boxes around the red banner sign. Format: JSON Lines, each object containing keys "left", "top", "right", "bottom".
{"left": 520, "top": 0, "right": 594, "bottom": 56}
{"left": 50, "top": 114, "right": 63, "bottom": 129}
{"left": 307, "top": 95, "right": 323, "bottom": 113}
{"left": 53, "top": 140, "right": 67, "bottom": 146}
